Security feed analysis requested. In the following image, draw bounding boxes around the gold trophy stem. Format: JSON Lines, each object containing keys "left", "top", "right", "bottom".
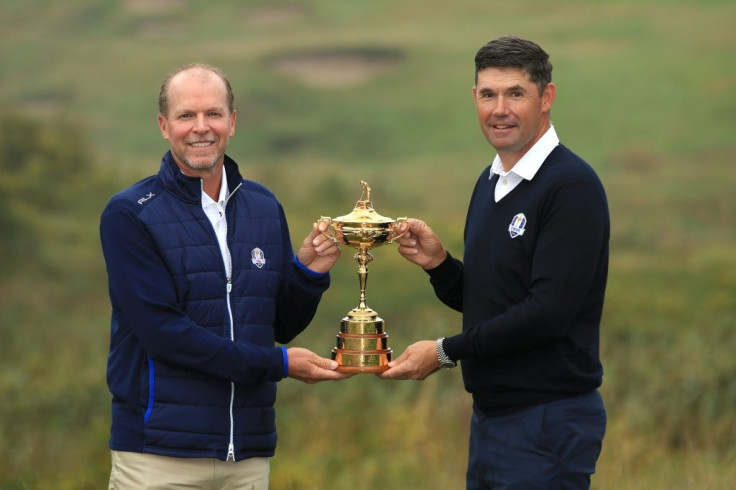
{"left": 356, "top": 245, "right": 373, "bottom": 311}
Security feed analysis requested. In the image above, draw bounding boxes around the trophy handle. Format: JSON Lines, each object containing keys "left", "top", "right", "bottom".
{"left": 388, "top": 217, "right": 408, "bottom": 243}
{"left": 318, "top": 216, "right": 338, "bottom": 243}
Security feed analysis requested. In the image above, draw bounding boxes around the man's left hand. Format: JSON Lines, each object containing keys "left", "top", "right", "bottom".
{"left": 296, "top": 219, "right": 341, "bottom": 274}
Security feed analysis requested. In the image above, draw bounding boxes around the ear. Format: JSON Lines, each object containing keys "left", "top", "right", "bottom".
{"left": 542, "top": 82, "right": 557, "bottom": 112}
{"left": 229, "top": 110, "right": 237, "bottom": 137}
{"left": 158, "top": 114, "right": 170, "bottom": 141}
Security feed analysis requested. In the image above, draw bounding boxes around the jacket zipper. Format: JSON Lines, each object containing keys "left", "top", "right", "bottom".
{"left": 224, "top": 183, "right": 240, "bottom": 462}
{"left": 208, "top": 178, "right": 241, "bottom": 462}
{"left": 226, "top": 275, "right": 235, "bottom": 461}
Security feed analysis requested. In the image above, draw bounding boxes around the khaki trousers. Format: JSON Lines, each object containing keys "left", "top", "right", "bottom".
{"left": 109, "top": 450, "right": 269, "bottom": 490}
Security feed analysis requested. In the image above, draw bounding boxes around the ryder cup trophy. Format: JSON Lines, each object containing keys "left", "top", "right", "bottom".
{"left": 321, "top": 181, "right": 406, "bottom": 373}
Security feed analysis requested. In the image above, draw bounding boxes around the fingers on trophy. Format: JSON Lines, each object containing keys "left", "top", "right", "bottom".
{"left": 320, "top": 181, "right": 406, "bottom": 374}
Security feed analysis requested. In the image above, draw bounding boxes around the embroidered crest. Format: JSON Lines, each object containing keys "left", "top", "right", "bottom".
{"left": 251, "top": 247, "right": 266, "bottom": 269}
{"left": 508, "top": 213, "right": 527, "bottom": 238}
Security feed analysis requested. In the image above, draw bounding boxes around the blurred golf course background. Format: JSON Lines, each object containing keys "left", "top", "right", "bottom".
{"left": 1, "top": 0, "right": 734, "bottom": 488}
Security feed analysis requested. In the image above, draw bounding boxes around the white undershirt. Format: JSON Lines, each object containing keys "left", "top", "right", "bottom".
{"left": 201, "top": 171, "right": 231, "bottom": 275}
{"left": 490, "top": 125, "right": 560, "bottom": 202}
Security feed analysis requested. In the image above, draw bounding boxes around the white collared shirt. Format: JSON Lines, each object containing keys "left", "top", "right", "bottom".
{"left": 490, "top": 125, "right": 560, "bottom": 202}
{"left": 201, "top": 171, "right": 231, "bottom": 274}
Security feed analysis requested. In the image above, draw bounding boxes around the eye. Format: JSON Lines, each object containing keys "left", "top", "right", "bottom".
{"left": 511, "top": 91, "right": 524, "bottom": 98}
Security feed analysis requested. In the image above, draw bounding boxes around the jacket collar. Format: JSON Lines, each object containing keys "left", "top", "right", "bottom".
{"left": 158, "top": 151, "right": 244, "bottom": 203}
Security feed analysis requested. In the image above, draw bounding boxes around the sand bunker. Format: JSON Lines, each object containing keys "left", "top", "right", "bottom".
{"left": 269, "top": 48, "right": 403, "bottom": 87}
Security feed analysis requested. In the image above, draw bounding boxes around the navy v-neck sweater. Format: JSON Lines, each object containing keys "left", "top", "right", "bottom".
{"left": 429, "top": 144, "right": 609, "bottom": 415}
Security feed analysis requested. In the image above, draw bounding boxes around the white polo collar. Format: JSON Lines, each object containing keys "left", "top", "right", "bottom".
{"left": 201, "top": 169, "right": 230, "bottom": 208}
{"left": 489, "top": 124, "right": 560, "bottom": 181}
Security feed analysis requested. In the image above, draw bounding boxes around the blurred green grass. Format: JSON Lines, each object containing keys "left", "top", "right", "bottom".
{"left": 1, "top": 0, "right": 734, "bottom": 488}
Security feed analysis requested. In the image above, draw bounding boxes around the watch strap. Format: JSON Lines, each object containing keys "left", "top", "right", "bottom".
{"left": 436, "top": 337, "right": 457, "bottom": 369}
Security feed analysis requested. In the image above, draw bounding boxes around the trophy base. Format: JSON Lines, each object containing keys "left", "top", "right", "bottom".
{"left": 331, "top": 349, "right": 392, "bottom": 373}
{"left": 332, "top": 310, "right": 392, "bottom": 373}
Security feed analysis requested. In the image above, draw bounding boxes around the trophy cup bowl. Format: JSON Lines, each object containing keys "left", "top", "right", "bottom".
{"left": 321, "top": 181, "right": 405, "bottom": 373}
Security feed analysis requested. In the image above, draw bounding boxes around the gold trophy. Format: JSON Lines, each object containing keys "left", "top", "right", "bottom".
{"left": 321, "top": 181, "right": 406, "bottom": 373}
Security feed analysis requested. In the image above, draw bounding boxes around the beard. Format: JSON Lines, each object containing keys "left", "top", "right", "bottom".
{"left": 181, "top": 154, "right": 220, "bottom": 171}
{"left": 172, "top": 147, "right": 223, "bottom": 174}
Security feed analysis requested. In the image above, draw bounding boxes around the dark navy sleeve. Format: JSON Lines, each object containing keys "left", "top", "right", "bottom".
{"left": 426, "top": 252, "right": 464, "bottom": 312}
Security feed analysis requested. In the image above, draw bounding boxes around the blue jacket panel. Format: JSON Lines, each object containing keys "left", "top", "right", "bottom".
{"left": 100, "top": 152, "right": 329, "bottom": 460}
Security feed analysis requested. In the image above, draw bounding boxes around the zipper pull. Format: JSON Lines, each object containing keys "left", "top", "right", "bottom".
{"left": 227, "top": 443, "right": 235, "bottom": 462}
{"left": 226, "top": 276, "right": 232, "bottom": 293}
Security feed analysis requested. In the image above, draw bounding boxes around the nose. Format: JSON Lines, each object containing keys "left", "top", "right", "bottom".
{"left": 492, "top": 95, "right": 509, "bottom": 116}
{"left": 193, "top": 114, "right": 209, "bottom": 132}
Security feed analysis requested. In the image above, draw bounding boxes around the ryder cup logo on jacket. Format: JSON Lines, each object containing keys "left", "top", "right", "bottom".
{"left": 508, "top": 213, "right": 527, "bottom": 238}
{"left": 251, "top": 247, "right": 266, "bottom": 269}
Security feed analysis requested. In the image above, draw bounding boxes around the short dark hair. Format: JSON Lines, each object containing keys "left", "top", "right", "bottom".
{"left": 158, "top": 63, "right": 234, "bottom": 116}
{"left": 474, "top": 36, "right": 552, "bottom": 94}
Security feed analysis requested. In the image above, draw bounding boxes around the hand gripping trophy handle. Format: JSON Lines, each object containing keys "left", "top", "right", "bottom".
{"left": 319, "top": 181, "right": 406, "bottom": 373}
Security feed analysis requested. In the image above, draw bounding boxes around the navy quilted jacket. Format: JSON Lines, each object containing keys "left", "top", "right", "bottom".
{"left": 100, "top": 152, "right": 329, "bottom": 461}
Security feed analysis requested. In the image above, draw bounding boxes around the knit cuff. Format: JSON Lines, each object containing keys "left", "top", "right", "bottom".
{"left": 293, "top": 255, "right": 329, "bottom": 278}
{"left": 281, "top": 346, "right": 289, "bottom": 378}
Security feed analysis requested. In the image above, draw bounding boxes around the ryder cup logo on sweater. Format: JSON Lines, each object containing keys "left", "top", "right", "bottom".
{"left": 251, "top": 248, "right": 266, "bottom": 269}
{"left": 508, "top": 213, "right": 527, "bottom": 238}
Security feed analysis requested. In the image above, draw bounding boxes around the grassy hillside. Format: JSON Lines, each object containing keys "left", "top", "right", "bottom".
{"left": 0, "top": 0, "right": 734, "bottom": 488}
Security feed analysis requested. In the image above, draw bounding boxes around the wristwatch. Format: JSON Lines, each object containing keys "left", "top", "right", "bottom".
{"left": 436, "top": 337, "right": 457, "bottom": 369}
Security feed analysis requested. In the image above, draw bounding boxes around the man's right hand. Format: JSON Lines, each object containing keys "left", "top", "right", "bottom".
{"left": 394, "top": 218, "right": 447, "bottom": 270}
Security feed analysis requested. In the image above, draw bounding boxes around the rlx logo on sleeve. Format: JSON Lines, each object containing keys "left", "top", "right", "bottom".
{"left": 137, "top": 192, "right": 155, "bottom": 205}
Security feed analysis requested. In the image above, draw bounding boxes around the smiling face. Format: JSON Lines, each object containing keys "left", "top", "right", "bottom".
{"left": 157, "top": 68, "right": 236, "bottom": 177}
{"left": 472, "top": 67, "right": 556, "bottom": 170}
